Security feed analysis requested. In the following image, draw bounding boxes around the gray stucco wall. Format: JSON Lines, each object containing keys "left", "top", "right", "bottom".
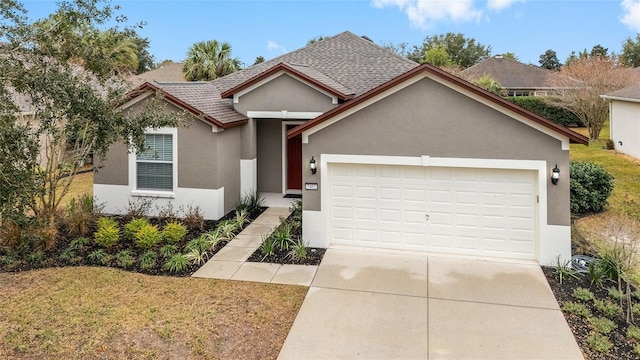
{"left": 178, "top": 117, "right": 218, "bottom": 189}
{"left": 256, "top": 119, "right": 282, "bottom": 192}
{"left": 234, "top": 74, "right": 337, "bottom": 115}
{"left": 302, "top": 77, "right": 570, "bottom": 226}
{"left": 216, "top": 126, "right": 242, "bottom": 212}
{"left": 94, "top": 141, "right": 129, "bottom": 185}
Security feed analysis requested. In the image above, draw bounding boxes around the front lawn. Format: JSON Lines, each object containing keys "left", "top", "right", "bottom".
{"left": 0, "top": 267, "right": 307, "bottom": 359}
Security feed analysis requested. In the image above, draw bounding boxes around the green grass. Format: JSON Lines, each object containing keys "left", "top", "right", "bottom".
{"left": 570, "top": 121, "right": 640, "bottom": 218}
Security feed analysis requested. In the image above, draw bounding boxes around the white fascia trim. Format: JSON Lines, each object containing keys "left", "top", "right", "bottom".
{"left": 119, "top": 90, "right": 154, "bottom": 110}
{"left": 240, "top": 158, "right": 257, "bottom": 197}
{"left": 128, "top": 127, "right": 179, "bottom": 196}
{"left": 233, "top": 71, "right": 338, "bottom": 104}
{"left": 247, "top": 111, "right": 323, "bottom": 119}
{"left": 318, "top": 154, "right": 549, "bottom": 262}
{"left": 301, "top": 74, "right": 428, "bottom": 143}
{"left": 423, "top": 73, "right": 572, "bottom": 150}
{"left": 600, "top": 95, "right": 640, "bottom": 104}
{"left": 281, "top": 121, "right": 306, "bottom": 193}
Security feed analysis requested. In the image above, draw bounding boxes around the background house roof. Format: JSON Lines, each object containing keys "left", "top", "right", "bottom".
{"left": 128, "top": 61, "right": 186, "bottom": 86}
{"left": 462, "top": 55, "right": 563, "bottom": 90}
{"left": 602, "top": 84, "right": 640, "bottom": 101}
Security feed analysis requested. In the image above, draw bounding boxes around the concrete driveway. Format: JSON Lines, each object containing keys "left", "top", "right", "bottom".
{"left": 278, "top": 248, "right": 584, "bottom": 360}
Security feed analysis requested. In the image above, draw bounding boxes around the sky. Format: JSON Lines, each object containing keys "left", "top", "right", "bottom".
{"left": 19, "top": 0, "right": 640, "bottom": 67}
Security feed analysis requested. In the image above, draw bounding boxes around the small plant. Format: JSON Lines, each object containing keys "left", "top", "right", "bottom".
{"left": 138, "top": 251, "right": 158, "bottom": 270}
{"left": 608, "top": 287, "right": 624, "bottom": 302}
{"left": 163, "top": 254, "right": 190, "bottom": 273}
{"left": 124, "top": 218, "right": 150, "bottom": 241}
{"left": 161, "top": 222, "right": 188, "bottom": 244}
{"left": 633, "top": 303, "right": 640, "bottom": 318}
{"left": 587, "top": 334, "right": 612, "bottom": 353}
{"left": 123, "top": 198, "right": 153, "bottom": 222}
{"left": 94, "top": 217, "right": 120, "bottom": 248}
{"left": 627, "top": 325, "right": 640, "bottom": 341}
{"left": 273, "top": 223, "right": 292, "bottom": 251}
{"left": 573, "top": 287, "right": 595, "bottom": 302}
{"left": 65, "top": 194, "right": 100, "bottom": 237}
{"left": 239, "top": 189, "right": 264, "bottom": 215}
{"left": 587, "top": 261, "right": 606, "bottom": 286}
{"left": 260, "top": 235, "right": 276, "bottom": 260}
{"left": 216, "top": 219, "right": 239, "bottom": 241}
{"left": 160, "top": 244, "right": 178, "bottom": 259}
{"left": 286, "top": 238, "right": 308, "bottom": 262}
{"left": 588, "top": 317, "right": 617, "bottom": 334}
{"left": 185, "top": 248, "right": 209, "bottom": 265}
{"left": 180, "top": 204, "right": 204, "bottom": 232}
{"left": 69, "top": 237, "right": 91, "bottom": 251}
{"left": 635, "top": 344, "right": 640, "bottom": 357}
{"left": 88, "top": 249, "right": 107, "bottom": 263}
{"left": 200, "top": 231, "right": 223, "bottom": 250}
{"left": 235, "top": 209, "right": 249, "bottom": 230}
{"left": 562, "top": 301, "right": 591, "bottom": 318}
{"left": 116, "top": 250, "right": 135, "bottom": 268}
{"left": 594, "top": 299, "right": 622, "bottom": 318}
{"left": 28, "top": 251, "right": 44, "bottom": 264}
{"left": 156, "top": 202, "right": 177, "bottom": 225}
{"left": 134, "top": 224, "right": 162, "bottom": 249}
{"left": 185, "top": 237, "right": 209, "bottom": 253}
{"left": 554, "top": 257, "right": 578, "bottom": 285}
{"left": 0, "top": 219, "right": 23, "bottom": 251}
{"left": 59, "top": 248, "right": 76, "bottom": 261}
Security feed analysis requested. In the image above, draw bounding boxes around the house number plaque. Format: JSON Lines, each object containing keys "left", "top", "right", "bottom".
{"left": 305, "top": 183, "right": 318, "bottom": 191}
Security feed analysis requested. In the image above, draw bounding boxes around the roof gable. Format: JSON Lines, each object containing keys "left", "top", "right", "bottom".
{"left": 289, "top": 63, "right": 589, "bottom": 146}
{"left": 602, "top": 84, "right": 640, "bottom": 102}
{"left": 462, "top": 56, "right": 559, "bottom": 89}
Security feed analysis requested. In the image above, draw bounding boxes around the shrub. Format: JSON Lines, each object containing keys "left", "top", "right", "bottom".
{"left": 161, "top": 222, "right": 188, "bottom": 244}
{"left": 608, "top": 287, "right": 624, "bottom": 302}
{"left": 65, "top": 194, "right": 101, "bottom": 237}
{"left": 200, "top": 231, "right": 223, "bottom": 250}
{"left": 163, "top": 254, "right": 190, "bottom": 273}
{"left": 239, "top": 189, "right": 264, "bottom": 215}
{"left": 94, "top": 217, "right": 120, "bottom": 248}
{"left": 88, "top": 249, "right": 107, "bottom": 263}
{"left": 116, "top": 250, "right": 135, "bottom": 268}
{"left": 185, "top": 248, "right": 209, "bottom": 265}
{"left": 185, "top": 237, "right": 209, "bottom": 253}
{"left": 573, "top": 287, "right": 595, "bottom": 302}
{"left": 554, "top": 257, "right": 578, "bottom": 285}
{"left": 627, "top": 325, "right": 640, "bottom": 341}
{"left": 235, "top": 209, "right": 249, "bottom": 230}
{"left": 588, "top": 317, "right": 617, "bottom": 334}
{"left": 28, "top": 251, "right": 44, "bottom": 264}
{"left": 216, "top": 219, "right": 239, "bottom": 241}
{"left": 505, "top": 96, "right": 583, "bottom": 127}
{"left": 59, "top": 248, "right": 76, "bottom": 262}
{"left": 587, "top": 261, "right": 606, "bottom": 286}
{"left": 569, "top": 161, "right": 614, "bottom": 215}
{"left": 260, "top": 235, "right": 276, "bottom": 260}
{"left": 124, "top": 218, "right": 150, "bottom": 242}
{"left": 156, "top": 202, "right": 177, "bottom": 225}
{"left": 287, "top": 238, "right": 308, "bottom": 263}
{"left": 594, "top": 299, "right": 622, "bottom": 318}
{"left": 273, "top": 223, "right": 293, "bottom": 251}
{"left": 180, "top": 204, "right": 204, "bottom": 232}
{"left": 160, "top": 244, "right": 178, "bottom": 259}
{"left": 633, "top": 303, "right": 640, "bottom": 318}
{"left": 0, "top": 219, "right": 23, "bottom": 251}
{"left": 123, "top": 198, "right": 152, "bottom": 222}
{"left": 587, "top": 334, "right": 612, "bottom": 353}
{"left": 138, "top": 251, "right": 158, "bottom": 270}
{"left": 134, "top": 224, "right": 162, "bottom": 249}
{"left": 562, "top": 301, "right": 591, "bottom": 318}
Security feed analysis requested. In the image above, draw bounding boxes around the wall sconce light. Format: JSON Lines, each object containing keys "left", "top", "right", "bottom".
{"left": 310, "top": 156, "right": 317, "bottom": 174}
{"left": 551, "top": 164, "right": 560, "bottom": 185}
{"left": 618, "top": 141, "right": 623, "bottom": 146}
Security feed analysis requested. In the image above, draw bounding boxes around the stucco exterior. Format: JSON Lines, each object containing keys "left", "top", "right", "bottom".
{"left": 301, "top": 76, "right": 570, "bottom": 227}
{"left": 609, "top": 100, "right": 640, "bottom": 160}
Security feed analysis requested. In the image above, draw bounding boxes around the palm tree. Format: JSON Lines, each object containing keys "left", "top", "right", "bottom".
{"left": 182, "top": 40, "right": 241, "bottom": 81}
{"left": 473, "top": 74, "right": 506, "bottom": 97}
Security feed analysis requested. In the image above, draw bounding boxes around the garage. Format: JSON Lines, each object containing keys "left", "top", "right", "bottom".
{"left": 328, "top": 163, "right": 537, "bottom": 260}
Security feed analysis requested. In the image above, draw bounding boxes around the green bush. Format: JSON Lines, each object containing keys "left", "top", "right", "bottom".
{"left": 94, "top": 217, "right": 120, "bottom": 248}
{"left": 587, "top": 334, "right": 612, "bottom": 353}
{"left": 163, "top": 254, "right": 190, "bottom": 273}
{"left": 594, "top": 299, "right": 622, "bottom": 318}
{"left": 588, "top": 317, "right": 617, "bottom": 334}
{"left": 65, "top": 194, "right": 100, "bottom": 237}
{"left": 124, "top": 218, "right": 150, "bottom": 241}
{"left": 505, "top": 96, "right": 583, "bottom": 127}
{"left": 573, "top": 287, "right": 595, "bottom": 302}
{"left": 116, "top": 250, "right": 135, "bottom": 268}
{"left": 160, "top": 244, "right": 178, "bottom": 259}
{"left": 134, "top": 224, "right": 162, "bottom": 249}
{"left": 627, "top": 325, "right": 640, "bottom": 341}
{"left": 570, "top": 161, "right": 614, "bottom": 215}
{"left": 562, "top": 301, "right": 591, "bottom": 318}
{"left": 138, "top": 251, "right": 157, "bottom": 270}
{"left": 161, "top": 222, "right": 188, "bottom": 244}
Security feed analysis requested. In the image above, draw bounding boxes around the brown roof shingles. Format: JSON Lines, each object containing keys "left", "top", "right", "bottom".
{"left": 602, "top": 84, "right": 640, "bottom": 101}
{"left": 462, "top": 56, "right": 562, "bottom": 89}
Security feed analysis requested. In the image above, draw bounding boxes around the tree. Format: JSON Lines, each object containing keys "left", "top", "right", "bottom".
{"left": 503, "top": 52, "right": 519, "bottom": 61}
{"left": 472, "top": 75, "right": 506, "bottom": 96}
{"left": 548, "top": 57, "right": 640, "bottom": 140}
{"left": 252, "top": 56, "right": 265, "bottom": 65}
{"left": 408, "top": 33, "right": 491, "bottom": 68}
{"left": 590, "top": 44, "right": 608, "bottom": 58}
{"left": 539, "top": 49, "right": 561, "bottom": 70}
{"left": 423, "top": 45, "right": 452, "bottom": 67}
{"left": 1, "top": 0, "right": 180, "bottom": 249}
{"left": 620, "top": 34, "right": 640, "bottom": 67}
{"left": 306, "top": 35, "right": 327, "bottom": 45}
{"left": 380, "top": 41, "right": 411, "bottom": 58}
{"left": 182, "top": 40, "right": 241, "bottom": 81}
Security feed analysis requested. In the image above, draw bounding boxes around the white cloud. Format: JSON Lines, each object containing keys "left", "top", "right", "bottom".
{"left": 372, "top": 0, "right": 522, "bottom": 28}
{"left": 621, "top": 0, "right": 640, "bottom": 32}
{"left": 267, "top": 40, "right": 287, "bottom": 53}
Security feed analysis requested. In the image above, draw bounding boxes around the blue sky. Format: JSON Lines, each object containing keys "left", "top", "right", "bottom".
{"left": 21, "top": 0, "right": 640, "bottom": 67}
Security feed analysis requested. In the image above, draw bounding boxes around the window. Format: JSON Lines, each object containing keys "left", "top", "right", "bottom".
{"left": 136, "top": 134, "right": 173, "bottom": 191}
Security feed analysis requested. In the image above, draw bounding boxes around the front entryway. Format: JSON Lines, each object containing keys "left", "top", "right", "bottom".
{"left": 286, "top": 125, "right": 302, "bottom": 191}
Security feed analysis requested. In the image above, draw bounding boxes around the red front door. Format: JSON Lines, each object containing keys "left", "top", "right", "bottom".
{"left": 286, "top": 126, "right": 302, "bottom": 190}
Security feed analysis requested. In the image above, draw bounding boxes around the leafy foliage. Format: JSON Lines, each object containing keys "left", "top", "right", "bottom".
{"left": 562, "top": 301, "right": 591, "bottom": 318}
{"left": 573, "top": 287, "right": 595, "bottom": 302}
{"left": 620, "top": 33, "right": 640, "bottom": 68}
{"left": 134, "top": 223, "right": 162, "bottom": 249}
{"left": 116, "top": 250, "right": 135, "bottom": 268}
{"left": 504, "top": 97, "right": 582, "bottom": 127}
{"left": 538, "top": 49, "right": 561, "bottom": 70}
{"left": 569, "top": 162, "right": 614, "bottom": 214}
{"left": 472, "top": 75, "right": 505, "bottom": 96}
{"left": 161, "top": 222, "right": 188, "bottom": 244}
{"left": 124, "top": 218, "right": 150, "bottom": 241}
{"left": 65, "top": 194, "right": 101, "bottom": 237}
{"left": 408, "top": 33, "right": 491, "bottom": 68}
{"left": 163, "top": 254, "right": 190, "bottom": 273}
{"left": 93, "top": 217, "right": 120, "bottom": 248}
{"left": 138, "top": 251, "right": 157, "bottom": 270}
{"left": 588, "top": 317, "right": 617, "bottom": 334}
{"left": 587, "top": 334, "right": 613, "bottom": 353}
{"left": 594, "top": 299, "right": 622, "bottom": 318}
{"left": 182, "top": 39, "right": 241, "bottom": 81}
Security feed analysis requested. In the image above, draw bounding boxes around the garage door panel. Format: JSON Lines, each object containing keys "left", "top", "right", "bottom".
{"left": 328, "top": 163, "right": 536, "bottom": 260}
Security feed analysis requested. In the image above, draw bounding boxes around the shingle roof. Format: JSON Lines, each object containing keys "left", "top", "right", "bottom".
{"left": 462, "top": 56, "right": 564, "bottom": 89}
{"left": 602, "top": 84, "right": 640, "bottom": 101}
{"left": 128, "top": 62, "right": 186, "bottom": 86}
{"left": 213, "top": 31, "right": 418, "bottom": 97}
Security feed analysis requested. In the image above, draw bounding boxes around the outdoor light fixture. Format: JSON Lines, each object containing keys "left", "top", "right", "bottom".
{"left": 310, "top": 156, "right": 317, "bottom": 174}
{"left": 551, "top": 164, "right": 560, "bottom": 185}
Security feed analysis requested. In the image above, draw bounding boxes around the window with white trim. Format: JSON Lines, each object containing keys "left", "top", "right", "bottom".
{"left": 136, "top": 134, "right": 173, "bottom": 191}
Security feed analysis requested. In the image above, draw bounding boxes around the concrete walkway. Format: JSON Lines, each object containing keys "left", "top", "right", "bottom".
{"left": 278, "top": 248, "right": 584, "bottom": 360}
{"left": 192, "top": 207, "right": 318, "bottom": 286}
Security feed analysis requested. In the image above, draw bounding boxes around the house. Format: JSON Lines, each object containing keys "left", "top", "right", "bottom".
{"left": 601, "top": 84, "right": 640, "bottom": 159}
{"left": 461, "top": 55, "right": 575, "bottom": 96}
{"left": 94, "top": 31, "right": 588, "bottom": 265}
{"left": 127, "top": 61, "right": 186, "bottom": 86}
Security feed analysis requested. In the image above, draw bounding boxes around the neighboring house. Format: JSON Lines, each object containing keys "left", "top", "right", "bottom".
{"left": 462, "top": 55, "right": 574, "bottom": 96}
{"left": 127, "top": 61, "right": 186, "bottom": 86}
{"left": 601, "top": 84, "right": 640, "bottom": 159}
{"left": 94, "top": 31, "right": 588, "bottom": 265}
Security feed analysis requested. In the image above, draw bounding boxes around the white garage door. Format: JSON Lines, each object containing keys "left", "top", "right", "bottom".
{"left": 329, "top": 163, "right": 537, "bottom": 260}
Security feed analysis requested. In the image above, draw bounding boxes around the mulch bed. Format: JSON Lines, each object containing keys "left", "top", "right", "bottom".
{"left": 246, "top": 247, "right": 326, "bottom": 266}
{"left": 542, "top": 266, "right": 638, "bottom": 359}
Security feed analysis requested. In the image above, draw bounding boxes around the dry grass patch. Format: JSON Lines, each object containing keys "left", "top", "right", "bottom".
{"left": 60, "top": 171, "right": 94, "bottom": 208}
{"left": 0, "top": 267, "right": 307, "bottom": 359}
